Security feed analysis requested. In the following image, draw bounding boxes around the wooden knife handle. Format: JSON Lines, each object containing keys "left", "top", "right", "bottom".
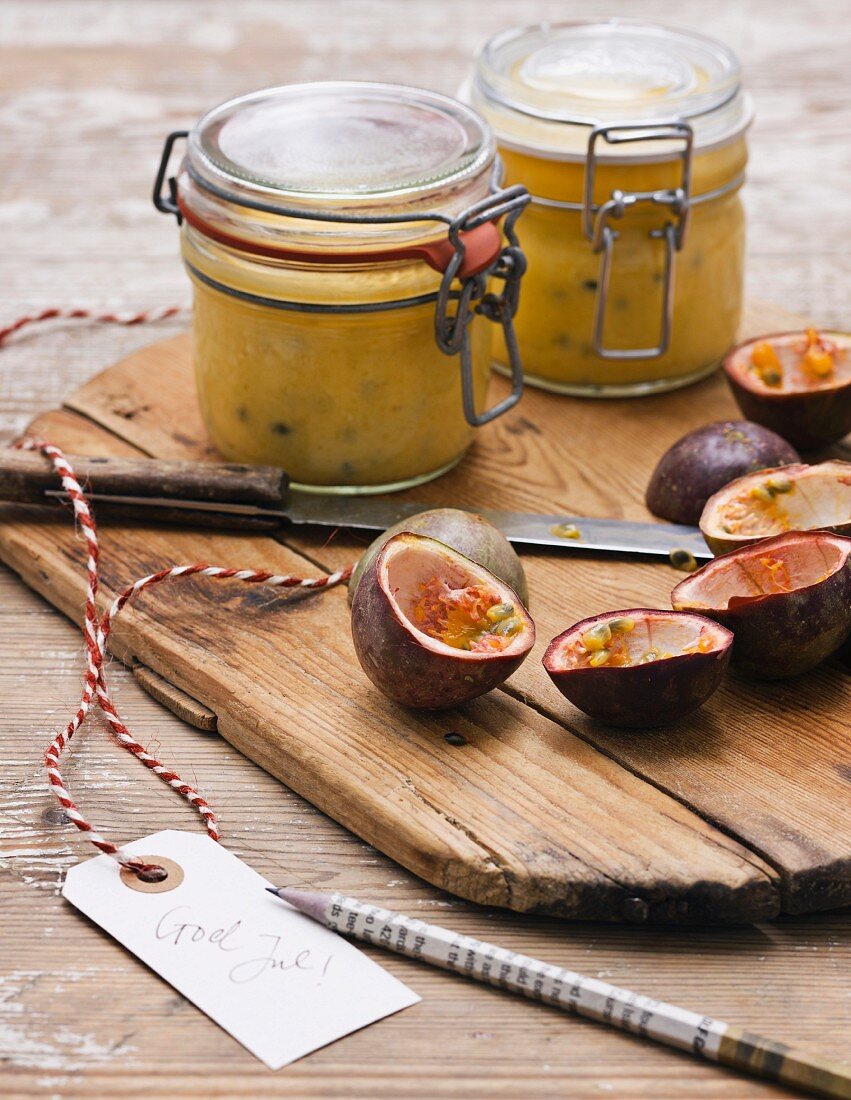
{"left": 0, "top": 449, "right": 289, "bottom": 506}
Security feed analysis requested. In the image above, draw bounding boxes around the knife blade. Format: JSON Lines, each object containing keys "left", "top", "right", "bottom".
{"left": 42, "top": 488, "right": 712, "bottom": 561}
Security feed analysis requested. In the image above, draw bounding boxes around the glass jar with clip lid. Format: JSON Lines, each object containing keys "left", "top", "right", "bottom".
{"left": 154, "top": 82, "right": 530, "bottom": 492}
{"left": 467, "top": 20, "right": 753, "bottom": 396}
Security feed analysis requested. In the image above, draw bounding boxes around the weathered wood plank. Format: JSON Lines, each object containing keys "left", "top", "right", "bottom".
{"left": 2, "top": 407, "right": 778, "bottom": 924}
{"left": 38, "top": 297, "right": 851, "bottom": 919}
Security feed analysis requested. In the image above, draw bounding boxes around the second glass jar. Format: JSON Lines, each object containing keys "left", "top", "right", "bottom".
{"left": 469, "top": 20, "right": 753, "bottom": 396}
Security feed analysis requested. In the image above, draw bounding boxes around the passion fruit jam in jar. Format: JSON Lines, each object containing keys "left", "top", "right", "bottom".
{"left": 153, "top": 83, "right": 529, "bottom": 491}
{"left": 468, "top": 21, "right": 753, "bottom": 395}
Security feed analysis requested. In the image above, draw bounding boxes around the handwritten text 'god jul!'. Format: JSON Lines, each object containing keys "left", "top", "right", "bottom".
{"left": 155, "top": 905, "right": 334, "bottom": 985}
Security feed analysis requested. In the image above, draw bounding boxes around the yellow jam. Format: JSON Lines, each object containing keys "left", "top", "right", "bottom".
{"left": 498, "top": 139, "right": 747, "bottom": 392}
{"left": 183, "top": 230, "right": 490, "bottom": 490}
{"left": 164, "top": 81, "right": 515, "bottom": 492}
{"left": 470, "top": 20, "right": 752, "bottom": 395}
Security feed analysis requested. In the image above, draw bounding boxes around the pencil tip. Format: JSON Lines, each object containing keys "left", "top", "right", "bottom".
{"left": 265, "top": 886, "right": 280, "bottom": 896}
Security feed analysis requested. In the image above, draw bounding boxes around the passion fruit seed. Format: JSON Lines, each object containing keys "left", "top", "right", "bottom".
{"left": 750, "top": 342, "right": 783, "bottom": 386}
{"left": 486, "top": 602, "right": 515, "bottom": 622}
{"left": 608, "top": 617, "right": 636, "bottom": 634}
{"left": 749, "top": 484, "right": 775, "bottom": 503}
{"left": 804, "top": 347, "right": 834, "bottom": 378}
{"left": 491, "top": 616, "right": 524, "bottom": 637}
{"left": 551, "top": 523, "right": 581, "bottom": 540}
{"left": 669, "top": 548, "right": 698, "bottom": 573}
{"left": 581, "top": 622, "right": 612, "bottom": 650}
{"left": 766, "top": 476, "right": 793, "bottom": 494}
{"left": 588, "top": 649, "right": 612, "bottom": 667}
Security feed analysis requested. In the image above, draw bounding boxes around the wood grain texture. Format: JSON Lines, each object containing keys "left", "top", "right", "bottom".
{"left": 0, "top": 416, "right": 779, "bottom": 924}
{"left": 1, "top": 2, "right": 849, "bottom": 1096}
{"left": 24, "top": 303, "right": 851, "bottom": 918}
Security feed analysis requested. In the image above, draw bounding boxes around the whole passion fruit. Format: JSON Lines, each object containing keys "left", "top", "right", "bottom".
{"left": 724, "top": 329, "right": 851, "bottom": 449}
{"left": 646, "top": 420, "right": 800, "bottom": 526}
{"left": 348, "top": 508, "right": 528, "bottom": 607}
{"left": 351, "top": 533, "right": 534, "bottom": 710}
{"left": 542, "top": 609, "right": 732, "bottom": 728}
{"left": 672, "top": 530, "right": 851, "bottom": 679}
{"left": 699, "top": 460, "right": 851, "bottom": 555}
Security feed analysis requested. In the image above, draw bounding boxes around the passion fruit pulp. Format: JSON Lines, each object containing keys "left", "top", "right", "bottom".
{"left": 724, "top": 329, "right": 851, "bottom": 449}
{"left": 348, "top": 507, "right": 528, "bottom": 608}
{"left": 646, "top": 420, "right": 800, "bottom": 526}
{"left": 699, "top": 460, "right": 851, "bottom": 555}
{"left": 542, "top": 609, "right": 732, "bottom": 728}
{"left": 351, "top": 533, "right": 534, "bottom": 710}
{"left": 672, "top": 530, "right": 851, "bottom": 679}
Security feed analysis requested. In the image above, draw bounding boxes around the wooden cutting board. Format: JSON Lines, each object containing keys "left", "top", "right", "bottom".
{"left": 3, "top": 300, "right": 850, "bottom": 924}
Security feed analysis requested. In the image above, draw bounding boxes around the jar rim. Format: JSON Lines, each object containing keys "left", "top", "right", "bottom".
{"left": 469, "top": 19, "right": 753, "bottom": 162}
{"left": 188, "top": 80, "right": 496, "bottom": 208}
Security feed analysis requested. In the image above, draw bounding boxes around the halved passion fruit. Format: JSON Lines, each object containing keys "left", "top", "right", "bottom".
{"left": 542, "top": 609, "right": 732, "bottom": 728}
{"left": 351, "top": 532, "right": 534, "bottom": 710}
{"left": 724, "top": 329, "right": 851, "bottom": 449}
{"left": 699, "top": 460, "right": 851, "bottom": 555}
{"left": 672, "top": 531, "right": 851, "bottom": 679}
{"left": 348, "top": 507, "right": 528, "bottom": 607}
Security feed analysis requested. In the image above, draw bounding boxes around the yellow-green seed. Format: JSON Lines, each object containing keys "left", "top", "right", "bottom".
{"left": 486, "top": 602, "right": 514, "bottom": 622}
{"left": 750, "top": 484, "right": 774, "bottom": 503}
{"left": 762, "top": 368, "right": 782, "bottom": 386}
{"left": 588, "top": 649, "right": 612, "bottom": 667}
{"left": 609, "top": 617, "right": 636, "bottom": 634}
{"left": 767, "top": 476, "right": 793, "bottom": 495}
{"left": 550, "top": 523, "right": 581, "bottom": 540}
{"left": 581, "top": 623, "right": 612, "bottom": 650}
{"left": 492, "top": 617, "right": 522, "bottom": 637}
{"left": 669, "top": 547, "right": 698, "bottom": 573}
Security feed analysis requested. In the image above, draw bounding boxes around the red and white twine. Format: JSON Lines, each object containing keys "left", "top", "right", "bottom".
{"left": 0, "top": 304, "right": 188, "bottom": 347}
{"left": 20, "top": 438, "right": 352, "bottom": 876}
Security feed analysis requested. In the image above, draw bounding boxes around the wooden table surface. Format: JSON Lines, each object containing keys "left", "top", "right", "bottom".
{"left": 1, "top": 2, "right": 848, "bottom": 1097}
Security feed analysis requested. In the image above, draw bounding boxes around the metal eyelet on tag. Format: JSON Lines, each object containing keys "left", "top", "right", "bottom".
{"left": 120, "top": 854, "right": 185, "bottom": 894}
{"left": 582, "top": 121, "right": 694, "bottom": 361}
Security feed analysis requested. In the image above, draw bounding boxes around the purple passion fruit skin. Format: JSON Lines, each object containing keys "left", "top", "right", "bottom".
{"left": 351, "top": 532, "right": 535, "bottom": 710}
{"left": 699, "top": 460, "right": 851, "bottom": 555}
{"left": 724, "top": 330, "right": 851, "bottom": 450}
{"left": 646, "top": 421, "right": 800, "bottom": 526}
{"left": 348, "top": 508, "right": 528, "bottom": 608}
{"left": 542, "top": 609, "right": 732, "bottom": 728}
{"left": 672, "top": 531, "right": 851, "bottom": 679}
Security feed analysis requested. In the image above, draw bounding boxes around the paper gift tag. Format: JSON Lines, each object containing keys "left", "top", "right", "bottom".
{"left": 63, "top": 830, "right": 420, "bottom": 1069}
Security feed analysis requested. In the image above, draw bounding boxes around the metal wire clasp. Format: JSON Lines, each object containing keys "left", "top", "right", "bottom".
{"left": 435, "top": 185, "right": 530, "bottom": 426}
{"left": 583, "top": 122, "right": 693, "bottom": 361}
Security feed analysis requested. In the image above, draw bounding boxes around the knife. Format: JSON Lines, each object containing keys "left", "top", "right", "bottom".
{"left": 1, "top": 450, "right": 711, "bottom": 562}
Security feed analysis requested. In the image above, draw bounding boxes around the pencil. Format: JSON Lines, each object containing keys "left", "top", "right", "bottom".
{"left": 267, "top": 886, "right": 850, "bottom": 1100}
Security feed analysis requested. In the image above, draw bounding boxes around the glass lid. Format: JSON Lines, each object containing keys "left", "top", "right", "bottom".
{"left": 188, "top": 81, "right": 496, "bottom": 203}
{"left": 470, "top": 21, "right": 752, "bottom": 160}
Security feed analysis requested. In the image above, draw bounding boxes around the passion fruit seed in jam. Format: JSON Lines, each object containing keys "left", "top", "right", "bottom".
{"left": 671, "top": 530, "right": 851, "bottom": 679}
{"left": 351, "top": 532, "right": 535, "bottom": 710}
{"left": 543, "top": 609, "right": 732, "bottom": 728}
{"left": 699, "top": 460, "right": 851, "bottom": 554}
{"left": 645, "top": 420, "right": 799, "bottom": 526}
{"left": 725, "top": 330, "right": 851, "bottom": 449}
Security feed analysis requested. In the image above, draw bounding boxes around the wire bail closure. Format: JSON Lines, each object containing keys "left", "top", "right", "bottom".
{"left": 153, "top": 131, "right": 530, "bottom": 429}
{"left": 582, "top": 122, "right": 694, "bottom": 361}
{"left": 434, "top": 186, "right": 529, "bottom": 426}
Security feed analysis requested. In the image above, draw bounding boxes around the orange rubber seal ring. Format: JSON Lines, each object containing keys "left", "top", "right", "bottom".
{"left": 178, "top": 198, "right": 502, "bottom": 278}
